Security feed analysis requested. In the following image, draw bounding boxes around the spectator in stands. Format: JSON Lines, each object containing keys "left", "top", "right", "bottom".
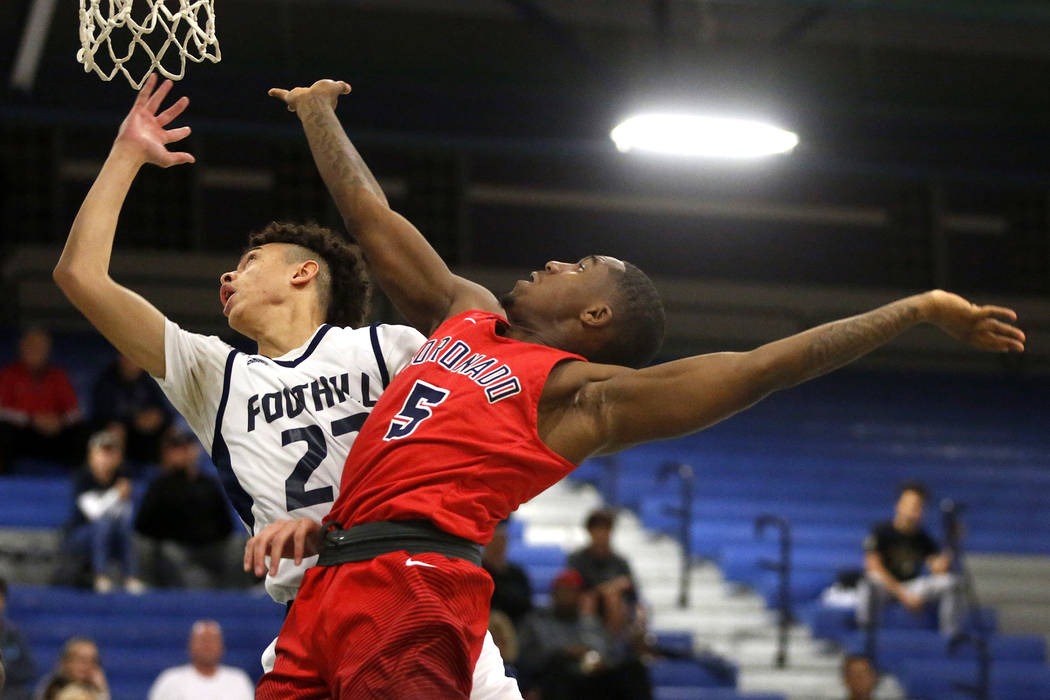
{"left": 135, "top": 428, "right": 233, "bottom": 588}
{"left": 842, "top": 653, "right": 878, "bottom": 700}
{"left": 858, "top": 481, "right": 965, "bottom": 637}
{"left": 568, "top": 509, "right": 649, "bottom": 666}
{"left": 66, "top": 431, "right": 144, "bottom": 594}
{"left": 34, "top": 637, "right": 109, "bottom": 700}
{"left": 0, "top": 576, "right": 36, "bottom": 700}
{"left": 482, "top": 519, "right": 533, "bottom": 626}
{"left": 518, "top": 569, "right": 651, "bottom": 700}
{"left": 147, "top": 620, "right": 253, "bottom": 700}
{"left": 91, "top": 353, "right": 172, "bottom": 465}
{"left": 0, "top": 327, "right": 84, "bottom": 472}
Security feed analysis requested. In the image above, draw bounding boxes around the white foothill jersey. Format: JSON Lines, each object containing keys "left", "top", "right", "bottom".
{"left": 154, "top": 319, "right": 425, "bottom": 603}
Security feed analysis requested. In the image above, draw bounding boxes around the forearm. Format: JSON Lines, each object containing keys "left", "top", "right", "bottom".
{"left": 753, "top": 293, "right": 931, "bottom": 392}
{"left": 296, "top": 97, "right": 387, "bottom": 209}
{"left": 294, "top": 99, "right": 474, "bottom": 331}
{"left": 54, "top": 145, "right": 142, "bottom": 284}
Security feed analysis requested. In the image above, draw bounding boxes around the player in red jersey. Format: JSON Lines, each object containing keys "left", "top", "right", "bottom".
{"left": 250, "top": 80, "right": 1026, "bottom": 699}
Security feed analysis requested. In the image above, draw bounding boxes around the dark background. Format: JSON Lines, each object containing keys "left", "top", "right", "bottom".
{"left": 3, "top": 0, "right": 1050, "bottom": 297}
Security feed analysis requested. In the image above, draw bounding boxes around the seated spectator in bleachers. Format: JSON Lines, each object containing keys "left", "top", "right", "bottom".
{"left": 33, "top": 637, "right": 109, "bottom": 700}
{"left": 858, "top": 481, "right": 965, "bottom": 637}
{"left": 0, "top": 327, "right": 84, "bottom": 472}
{"left": 0, "top": 576, "right": 36, "bottom": 700}
{"left": 135, "top": 429, "right": 234, "bottom": 588}
{"left": 518, "top": 569, "right": 651, "bottom": 700}
{"left": 568, "top": 509, "right": 639, "bottom": 604}
{"left": 482, "top": 520, "right": 533, "bottom": 626}
{"left": 52, "top": 684, "right": 104, "bottom": 700}
{"left": 91, "top": 353, "right": 172, "bottom": 465}
{"left": 65, "top": 431, "right": 144, "bottom": 594}
{"left": 568, "top": 509, "right": 649, "bottom": 665}
{"left": 147, "top": 620, "right": 253, "bottom": 700}
{"left": 842, "top": 653, "right": 878, "bottom": 700}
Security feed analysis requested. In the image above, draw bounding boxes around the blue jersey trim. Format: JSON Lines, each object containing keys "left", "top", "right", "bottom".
{"left": 272, "top": 324, "right": 332, "bottom": 368}
{"left": 211, "top": 349, "right": 256, "bottom": 530}
{"left": 369, "top": 323, "right": 390, "bottom": 388}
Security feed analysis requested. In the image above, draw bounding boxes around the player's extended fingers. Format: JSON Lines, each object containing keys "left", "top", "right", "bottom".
{"left": 983, "top": 318, "right": 1026, "bottom": 343}
{"left": 243, "top": 536, "right": 257, "bottom": 572}
{"left": 292, "top": 521, "right": 308, "bottom": 566}
{"left": 146, "top": 78, "right": 175, "bottom": 114}
{"left": 134, "top": 73, "right": 158, "bottom": 107}
{"left": 267, "top": 524, "right": 297, "bottom": 577}
{"left": 268, "top": 87, "right": 290, "bottom": 102}
{"left": 981, "top": 305, "right": 1018, "bottom": 322}
{"left": 156, "top": 95, "right": 189, "bottom": 127}
{"left": 337, "top": 81, "right": 351, "bottom": 94}
{"left": 162, "top": 125, "right": 192, "bottom": 144}
{"left": 163, "top": 151, "right": 195, "bottom": 167}
{"left": 251, "top": 527, "right": 277, "bottom": 577}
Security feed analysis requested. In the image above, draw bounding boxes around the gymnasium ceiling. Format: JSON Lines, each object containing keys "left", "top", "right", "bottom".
{"left": 2, "top": 0, "right": 1050, "bottom": 178}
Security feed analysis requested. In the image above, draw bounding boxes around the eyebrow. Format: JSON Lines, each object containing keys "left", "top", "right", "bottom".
{"left": 237, "top": 247, "right": 262, "bottom": 267}
{"left": 582, "top": 255, "right": 598, "bottom": 267}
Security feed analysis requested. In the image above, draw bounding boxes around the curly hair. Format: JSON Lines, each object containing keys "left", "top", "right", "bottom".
{"left": 247, "top": 222, "right": 371, "bottom": 328}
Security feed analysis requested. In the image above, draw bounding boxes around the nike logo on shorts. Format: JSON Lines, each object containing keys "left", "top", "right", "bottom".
{"left": 405, "top": 557, "right": 437, "bottom": 568}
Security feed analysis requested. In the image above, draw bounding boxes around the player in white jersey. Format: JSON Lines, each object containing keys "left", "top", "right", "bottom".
{"left": 53, "top": 75, "right": 521, "bottom": 698}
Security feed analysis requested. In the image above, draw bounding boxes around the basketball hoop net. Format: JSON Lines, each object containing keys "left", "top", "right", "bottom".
{"left": 77, "top": 0, "right": 221, "bottom": 90}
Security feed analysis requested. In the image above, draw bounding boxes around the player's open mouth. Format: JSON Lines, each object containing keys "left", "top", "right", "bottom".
{"left": 220, "top": 284, "right": 236, "bottom": 314}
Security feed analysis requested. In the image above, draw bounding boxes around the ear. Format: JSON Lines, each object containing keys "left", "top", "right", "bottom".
{"left": 580, "top": 303, "right": 613, "bottom": 329}
{"left": 289, "top": 260, "right": 320, "bottom": 289}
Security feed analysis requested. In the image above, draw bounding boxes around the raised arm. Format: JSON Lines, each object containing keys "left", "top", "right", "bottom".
{"left": 53, "top": 75, "right": 194, "bottom": 379}
{"left": 269, "top": 80, "right": 498, "bottom": 334}
{"left": 545, "top": 291, "right": 1024, "bottom": 463}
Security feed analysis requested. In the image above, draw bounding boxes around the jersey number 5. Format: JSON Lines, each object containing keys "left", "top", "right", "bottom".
{"left": 282, "top": 413, "right": 367, "bottom": 511}
{"left": 384, "top": 380, "right": 449, "bottom": 441}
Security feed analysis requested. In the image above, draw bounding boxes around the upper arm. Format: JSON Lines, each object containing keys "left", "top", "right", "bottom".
{"left": 554, "top": 351, "right": 776, "bottom": 459}
{"left": 53, "top": 272, "right": 166, "bottom": 378}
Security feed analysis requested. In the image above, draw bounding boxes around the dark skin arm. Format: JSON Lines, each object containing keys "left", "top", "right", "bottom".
{"left": 269, "top": 80, "right": 497, "bottom": 335}
{"left": 247, "top": 84, "right": 1026, "bottom": 577}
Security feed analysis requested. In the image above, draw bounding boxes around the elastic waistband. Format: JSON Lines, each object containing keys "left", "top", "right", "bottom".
{"left": 317, "top": 520, "right": 483, "bottom": 567}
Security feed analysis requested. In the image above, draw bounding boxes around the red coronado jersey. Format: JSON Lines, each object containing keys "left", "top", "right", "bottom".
{"left": 326, "top": 310, "right": 585, "bottom": 544}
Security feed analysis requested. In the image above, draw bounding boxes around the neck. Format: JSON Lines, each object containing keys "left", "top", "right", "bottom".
{"left": 893, "top": 516, "right": 917, "bottom": 533}
{"left": 250, "top": 304, "right": 326, "bottom": 358}
{"left": 193, "top": 662, "right": 218, "bottom": 677}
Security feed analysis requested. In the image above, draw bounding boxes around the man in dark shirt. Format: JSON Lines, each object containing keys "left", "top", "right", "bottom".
{"left": 858, "top": 481, "right": 965, "bottom": 636}
{"left": 135, "top": 429, "right": 234, "bottom": 588}
{"left": 92, "top": 353, "right": 172, "bottom": 464}
{"left": 568, "top": 509, "right": 640, "bottom": 630}
{"left": 481, "top": 520, "right": 533, "bottom": 626}
{"left": 517, "top": 569, "right": 631, "bottom": 700}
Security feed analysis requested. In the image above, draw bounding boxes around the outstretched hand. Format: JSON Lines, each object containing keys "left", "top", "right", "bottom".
{"left": 927, "top": 290, "right": 1025, "bottom": 353}
{"left": 268, "top": 79, "right": 351, "bottom": 114}
{"left": 114, "top": 74, "right": 194, "bottom": 168}
{"left": 244, "top": 517, "right": 323, "bottom": 578}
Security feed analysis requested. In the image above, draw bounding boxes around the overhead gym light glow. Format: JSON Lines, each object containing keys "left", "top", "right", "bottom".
{"left": 610, "top": 113, "right": 799, "bottom": 158}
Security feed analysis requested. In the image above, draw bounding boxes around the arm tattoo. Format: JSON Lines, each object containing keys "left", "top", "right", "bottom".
{"left": 805, "top": 301, "right": 921, "bottom": 376}
{"left": 302, "top": 106, "right": 388, "bottom": 206}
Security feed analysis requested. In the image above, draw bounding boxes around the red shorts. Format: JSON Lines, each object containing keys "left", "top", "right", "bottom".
{"left": 256, "top": 551, "right": 494, "bottom": 699}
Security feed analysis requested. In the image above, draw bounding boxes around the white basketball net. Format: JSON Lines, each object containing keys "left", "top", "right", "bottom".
{"left": 77, "top": 0, "right": 221, "bottom": 89}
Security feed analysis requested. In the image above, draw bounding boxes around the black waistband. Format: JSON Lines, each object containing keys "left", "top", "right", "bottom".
{"left": 317, "top": 520, "right": 483, "bottom": 567}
